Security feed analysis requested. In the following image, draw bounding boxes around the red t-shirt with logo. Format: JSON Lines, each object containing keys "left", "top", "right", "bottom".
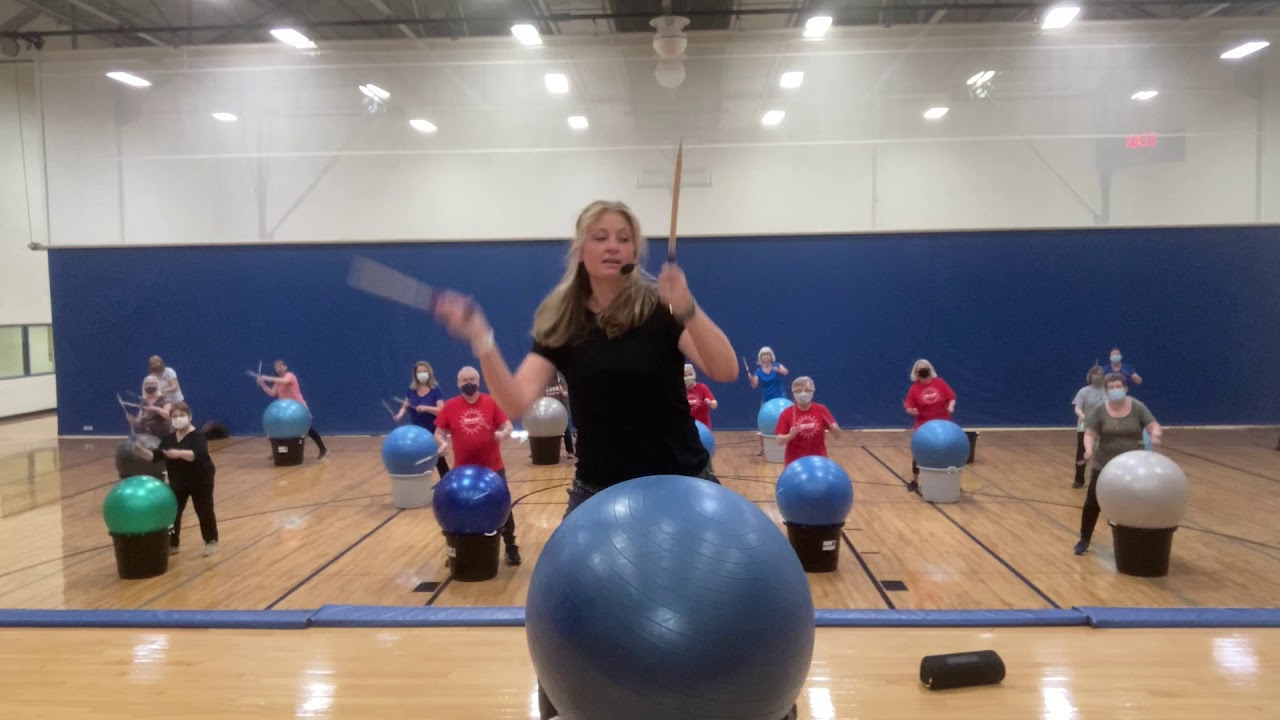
{"left": 685, "top": 382, "right": 716, "bottom": 427}
{"left": 436, "top": 394, "right": 509, "bottom": 471}
{"left": 904, "top": 378, "right": 956, "bottom": 429}
{"left": 775, "top": 403, "right": 837, "bottom": 465}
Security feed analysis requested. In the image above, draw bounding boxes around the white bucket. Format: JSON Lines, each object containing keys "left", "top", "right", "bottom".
{"left": 918, "top": 466, "right": 963, "bottom": 504}
{"left": 762, "top": 435, "right": 786, "bottom": 464}
{"left": 390, "top": 472, "right": 434, "bottom": 509}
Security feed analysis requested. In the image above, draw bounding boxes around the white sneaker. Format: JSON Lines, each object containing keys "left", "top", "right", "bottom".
{"left": 203, "top": 541, "right": 219, "bottom": 557}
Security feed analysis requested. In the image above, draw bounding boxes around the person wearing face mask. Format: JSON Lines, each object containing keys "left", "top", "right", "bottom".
{"left": 748, "top": 346, "right": 789, "bottom": 403}
{"left": 256, "top": 359, "right": 328, "bottom": 460}
{"left": 903, "top": 359, "right": 956, "bottom": 493}
{"left": 683, "top": 363, "right": 718, "bottom": 428}
{"left": 395, "top": 361, "right": 450, "bottom": 477}
{"left": 775, "top": 376, "right": 840, "bottom": 465}
{"left": 146, "top": 355, "right": 184, "bottom": 404}
{"left": 434, "top": 366, "right": 520, "bottom": 566}
{"left": 432, "top": 200, "right": 744, "bottom": 720}
{"left": 1104, "top": 347, "right": 1143, "bottom": 385}
{"left": 132, "top": 378, "right": 173, "bottom": 439}
{"left": 1076, "top": 373, "right": 1162, "bottom": 555}
{"left": 1071, "top": 366, "right": 1109, "bottom": 488}
{"left": 148, "top": 401, "right": 219, "bottom": 557}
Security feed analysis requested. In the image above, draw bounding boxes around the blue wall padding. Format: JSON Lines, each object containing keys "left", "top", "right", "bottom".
{"left": 815, "top": 609, "right": 1090, "bottom": 627}
{"left": 49, "top": 225, "right": 1280, "bottom": 436}
{"left": 0, "top": 608, "right": 313, "bottom": 629}
{"left": 1080, "top": 607, "right": 1280, "bottom": 628}
{"left": 309, "top": 604, "right": 527, "bottom": 627}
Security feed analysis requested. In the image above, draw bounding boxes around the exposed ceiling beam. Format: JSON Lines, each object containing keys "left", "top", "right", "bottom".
{"left": 367, "top": 0, "right": 419, "bottom": 39}
{"left": 61, "top": 0, "right": 168, "bottom": 45}
{"left": 1, "top": 6, "right": 42, "bottom": 32}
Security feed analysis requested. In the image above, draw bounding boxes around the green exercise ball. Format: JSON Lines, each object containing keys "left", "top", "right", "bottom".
{"left": 102, "top": 475, "right": 177, "bottom": 536}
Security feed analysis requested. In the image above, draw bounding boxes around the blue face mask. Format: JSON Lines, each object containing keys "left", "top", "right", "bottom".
{"left": 1107, "top": 388, "right": 1127, "bottom": 401}
{"left": 1110, "top": 354, "right": 1122, "bottom": 364}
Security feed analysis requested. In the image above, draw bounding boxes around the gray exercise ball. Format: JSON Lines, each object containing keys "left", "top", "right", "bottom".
{"left": 524, "top": 397, "right": 569, "bottom": 437}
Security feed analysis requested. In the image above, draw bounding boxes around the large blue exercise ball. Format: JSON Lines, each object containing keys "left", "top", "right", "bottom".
{"left": 776, "top": 456, "right": 854, "bottom": 527}
{"left": 695, "top": 420, "right": 715, "bottom": 458}
{"left": 381, "top": 425, "right": 438, "bottom": 475}
{"left": 910, "top": 419, "right": 971, "bottom": 469}
{"left": 262, "top": 399, "right": 311, "bottom": 439}
{"left": 432, "top": 465, "right": 511, "bottom": 535}
{"left": 526, "top": 474, "right": 815, "bottom": 720}
{"left": 757, "top": 398, "right": 794, "bottom": 436}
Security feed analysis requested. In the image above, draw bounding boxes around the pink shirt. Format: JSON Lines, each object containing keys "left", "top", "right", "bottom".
{"left": 270, "top": 372, "right": 308, "bottom": 407}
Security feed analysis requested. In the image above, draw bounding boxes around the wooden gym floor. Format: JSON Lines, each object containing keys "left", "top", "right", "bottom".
{"left": 1, "top": 415, "right": 1279, "bottom": 611}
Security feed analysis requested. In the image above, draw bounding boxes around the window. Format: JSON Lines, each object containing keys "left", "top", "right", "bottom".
{"left": 0, "top": 325, "right": 55, "bottom": 379}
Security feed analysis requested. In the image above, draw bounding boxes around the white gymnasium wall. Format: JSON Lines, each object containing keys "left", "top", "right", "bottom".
{"left": 27, "top": 19, "right": 1280, "bottom": 246}
{"left": 0, "top": 61, "right": 54, "bottom": 418}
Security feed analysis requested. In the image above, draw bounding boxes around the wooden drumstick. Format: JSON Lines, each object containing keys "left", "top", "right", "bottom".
{"left": 622, "top": 141, "right": 683, "bottom": 274}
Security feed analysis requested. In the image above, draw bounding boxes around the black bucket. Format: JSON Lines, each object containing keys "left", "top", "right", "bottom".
{"left": 784, "top": 523, "right": 843, "bottom": 573}
{"left": 529, "top": 435, "right": 561, "bottom": 466}
{"left": 1110, "top": 523, "right": 1176, "bottom": 577}
{"left": 110, "top": 529, "right": 171, "bottom": 579}
{"left": 966, "top": 431, "right": 979, "bottom": 465}
{"left": 444, "top": 531, "right": 501, "bottom": 581}
{"left": 115, "top": 442, "right": 166, "bottom": 480}
{"left": 270, "top": 437, "right": 306, "bottom": 467}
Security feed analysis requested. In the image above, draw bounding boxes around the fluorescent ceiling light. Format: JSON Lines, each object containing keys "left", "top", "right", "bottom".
{"left": 270, "top": 28, "right": 315, "bottom": 49}
{"left": 359, "top": 84, "right": 390, "bottom": 100}
{"left": 780, "top": 71, "right": 804, "bottom": 89}
{"left": 1042, "top": 6, "right": 1080, "bottom": 29}
{"left": 923, "top": 106, "right": 949, "bottom": 119}
{"left": 1130, "top": 90, "right": 1159, "bottom": 101}
{"left": 409, "top": 119, "right": 437, "bottom": 133}
{"left": 803, "top": 16, "right": 832, "bottom": 38}
{"left": 512, "top": 23, "right": 542, "bottom": 46}
{"left": 1220, "top": 41, "right": 1270, "bottom": 59}
{"left": 966, "top": 70, "right": 995, "bottom": 86}
{"left": 544, "top": 73, "right": 569, "bottom": 94}
{"left": 761, "top": 110, "right": 786, "bottom": 126}
{"left": 567, "top": 115, "right": 588, "bottom": 130}
{"left": 211, "top": 112, "right": 238, "bottom": 122}
{"left": 106, "top": 71, "right": 150, "bottom": 88}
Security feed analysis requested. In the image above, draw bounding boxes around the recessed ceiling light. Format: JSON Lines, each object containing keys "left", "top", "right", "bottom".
{"left": 211, "top": 112, "right": 238, "bottom": 122}
{"left": 106, "top": 71, "right": 150, "bottom": 88}
{"left": 923, "top": 107, "right": 949, "bottom": 120}
{"left": 803, "top": 16, "right": 832, "bottom": 38}
{"left": 780, "top": 72, "right": 804, "bottom": 89}
{"left": 761, "top": 110, "right": 786, "bottom": 126}
{"left": 1220, "top": 41, "right": 1270, "bottom": 59}
{"left": 966, "top": 70, "right": 995, "bottom": 86}
{"left": 544, "top": 73, "right": 569, "bottom": 94}
{"left": 1130, "top": 90, "right": 1159, "bottom": 101}
{"left": 1041, "top": 6, "right": 1080, "bottom": 29}
{"left": 270, "top": 28, "right": 315, "bottom": 49}
{"left": 568, "top": 115, "right": 588, "bottom": 130}
{"left": 409, "top": 118, "right": 437, "bottom": 133}
{"left": 512, "top": 23, "right": 542, "bottom": 46}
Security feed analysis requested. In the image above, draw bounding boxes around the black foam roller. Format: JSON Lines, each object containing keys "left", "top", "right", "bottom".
{"left": 919, "top": 650, "right": 1005, "bottom": 690}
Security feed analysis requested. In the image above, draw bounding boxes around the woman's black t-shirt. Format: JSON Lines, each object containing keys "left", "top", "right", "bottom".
{"left": 531, "top": 306, "right": 709, "bottom": 491}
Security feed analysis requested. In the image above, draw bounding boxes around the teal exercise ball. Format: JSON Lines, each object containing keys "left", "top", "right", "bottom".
{"left": 103, "top": 475, "right": 177, "bottom": 536}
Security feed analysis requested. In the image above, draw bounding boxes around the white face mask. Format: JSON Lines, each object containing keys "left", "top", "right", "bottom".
{"left": 171, "top": 416, "right": 191, "bottom": 430}
{"left": 684, "top": 376, "right": 695, "bottom": 387}
{"left": 794, "top": 391, "right": 813, "bottom": 404}
{"left": 417, "top": 372, "right": 429, "bottom": 383}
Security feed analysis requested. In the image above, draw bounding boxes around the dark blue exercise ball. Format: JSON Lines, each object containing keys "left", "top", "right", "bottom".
{"left": 431, "top": 465, "right": 511, "bottom": 535}
{"left": 776, "top": 455, "right": 854, "bottom": 527}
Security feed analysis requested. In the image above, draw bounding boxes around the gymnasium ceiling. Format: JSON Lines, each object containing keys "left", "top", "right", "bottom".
{"left": 1, "top": 0, "right": 1278, "bottom": 51}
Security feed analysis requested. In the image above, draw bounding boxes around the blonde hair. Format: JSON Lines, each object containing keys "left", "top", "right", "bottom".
{"left": 411, "top": 361, "right": 437, "bottom": 391}
{"left": 791, "top": 376, "right": 815, "bottom": 392}
{"left": 532, "top": 201, "right": 660, "bottom": 347}
{"left": 758, "top": 346, "right": 775, "bottom": 363}
{"left": 911, "top": 358, "right": 936, "bottom": 381}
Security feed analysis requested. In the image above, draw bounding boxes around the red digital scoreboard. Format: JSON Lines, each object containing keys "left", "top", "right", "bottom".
{"left": 1125, "top": 133, "right": 1159, "bottom": 149}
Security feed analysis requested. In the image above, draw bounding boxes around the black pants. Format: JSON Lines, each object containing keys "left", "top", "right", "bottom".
{"left": 307, "top": 427, "right": 327, "bottom": 453}
{"left": 563, "top": 427, "right": 575, "bottom": 455}
{"left": 170, "top": 472, "right": 217, "bottom": 547}
{"left": 497, "top": 469, "right": 517, "bottom": 551}
{"left": 1079, "top": 467, "right": 1103, "bottom": 543}
{"left": 1074, "top": 431, "right": 1087, "bottom": 482}
{"left": 912, "top": 460, "right": 918, "bottom": 477}
{"left": 436, "top": 455, "right": 450, "bottom": 477}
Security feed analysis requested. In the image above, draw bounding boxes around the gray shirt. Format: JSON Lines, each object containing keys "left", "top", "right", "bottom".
{"left": 1085, "top": 398, "right": 1156, "bottom": 468}
{"left": 1072, "top": 385, "right": 1107, "bottom": 429}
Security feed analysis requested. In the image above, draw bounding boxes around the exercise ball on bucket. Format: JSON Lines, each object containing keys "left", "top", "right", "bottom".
{"left": 1097, "top": 450, "right": 1190, "bottom": 577}
{"left": 524, "top": 397, "right": 569, "bottom": 466}
{"left": 757, "top": 398, "right": 793, "bottom": 464}
{"left": 103, "top": 475, "right": 178, "bottom": 579}
{"left": 382, "top": 425, "right": 439, "bottom": 509}
{"left": 911, "top": 419, "right": 971, "bottom": 503}
{"left": 115, "top": 434, "right": 165, "bottom": 480}
{"left": 263, "top": 399, "right": 311, "bottom": 467}
{"left": 432, "top": 465, "right": 512, "bottom": 581}
{"left": 695, "top": 420, "right": 715, "bottom": 458}
{"left": 526, "top": 474, "right": 814, "bottom": 720}
{"left": 776, "top": 456, "right": 854, "bottom": 573}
